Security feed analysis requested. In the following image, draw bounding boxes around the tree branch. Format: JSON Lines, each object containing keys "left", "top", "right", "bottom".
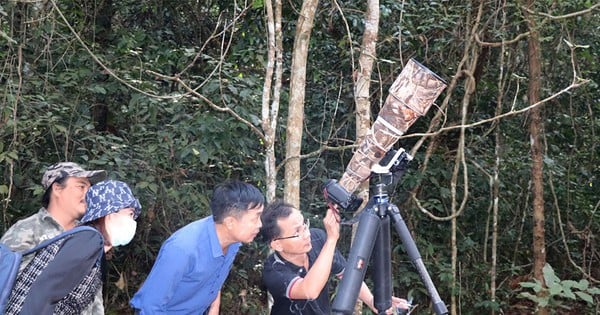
{"left": 522, "top": 3, "right": 600, "bottom": 21}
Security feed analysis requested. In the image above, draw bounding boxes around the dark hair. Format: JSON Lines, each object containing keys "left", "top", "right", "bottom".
{"left": 259, "top": 199, "right": 296, "bottom": 242}
{"left": 210, "top": 180, "right": 265, "bottom": 223}
{"left": 41, "top": 176, "right": 69, "bottom": 207}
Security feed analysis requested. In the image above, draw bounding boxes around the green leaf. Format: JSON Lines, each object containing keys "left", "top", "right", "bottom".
{"left": 87, "top": 85, "right": 107, "bottom": 94}
{"left": 586, "top": 287, "right": 600, "bottom": 295}
{"left": 54, "top": 124, "right": 68, "bottom": 134}
{"left": 548, "top": 283, "right": 562, "bottom": 296}
{"left": 517, "top": 292, "right": 537, "bottom": 302}
{"left": 562, "top": 286, "right": 576, "bottom": 299}
{"left": 573, "top": 279, "right": 590, "bottom": 291}
{"left": 561, "top": 280, "right": 577, "bottom": 289}
{"left": 7, "top": 151, "right": 18, "bottom": 160}
{"left": 148, "top": 183, "right": 158, "bottom": 193}
{"left": 519, "top": 282, "right": 539, "bottom": 289}
{"left": 574, "top": 291, "right": 594, "bottom": 304}
{"left": 543, "top": 264, "right": 560, "bottom": 285}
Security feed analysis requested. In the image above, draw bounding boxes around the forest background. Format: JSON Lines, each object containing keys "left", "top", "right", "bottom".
{"left": 0, "top": 0, "right": 598, "bottom": 314}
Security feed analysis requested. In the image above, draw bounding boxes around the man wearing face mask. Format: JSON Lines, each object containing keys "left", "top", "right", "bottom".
{"left": 67, "top": 180, "right": 142, "bottom": 315}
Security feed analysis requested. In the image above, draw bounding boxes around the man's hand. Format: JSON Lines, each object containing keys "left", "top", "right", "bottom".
{"left": 323, "top": 208, "right": 340, "bottom": 241}
{"left": 391, "top": 296, "right": 412, "bottom": 314}
{"left": 365, "top": 295, "right": 411, "bottom": 314}
{"left": 206, "top": 291, "right": 221, "bottom": 315}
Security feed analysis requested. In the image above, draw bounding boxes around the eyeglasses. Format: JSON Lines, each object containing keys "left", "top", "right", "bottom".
{"left": 273, "top": 219, "right": 310, "bottom": 241}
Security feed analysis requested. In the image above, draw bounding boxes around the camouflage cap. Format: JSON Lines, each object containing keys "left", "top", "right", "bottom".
{"left": 81, "top": 180, "right": 142, "bottom": 223}
{"left": 42, "top": 162, "right": 107, "bottom": 190}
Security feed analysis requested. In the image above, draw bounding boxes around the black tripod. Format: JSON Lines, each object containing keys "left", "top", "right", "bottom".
{"left": 327, "top": 149, "right": 448, "bottom": 315}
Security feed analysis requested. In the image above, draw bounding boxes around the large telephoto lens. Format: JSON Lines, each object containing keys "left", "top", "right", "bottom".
{"left": 337, "top": 59, "right": 446, "bottom": 194}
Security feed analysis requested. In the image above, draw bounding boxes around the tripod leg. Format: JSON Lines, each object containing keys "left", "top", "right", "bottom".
{"left": 332, "top": 209, "right": 381, "bottom": 315}
{"left": 388, "top": 205, "right": 449, "bottom": 315}
{"left": 372, "top": 216, "right": 392, "bottom": 314}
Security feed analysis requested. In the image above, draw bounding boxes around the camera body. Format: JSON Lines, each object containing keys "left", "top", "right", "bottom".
{"left": 322, "top": 179, "right": 363, "bottom": 213}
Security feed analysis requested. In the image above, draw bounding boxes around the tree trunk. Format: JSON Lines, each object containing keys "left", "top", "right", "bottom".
{"left": 284, "top": 0, "right": 319, "bottom": 207}
{"left": 524, "top": 2, "right": 548, "bottom": 314}
{"left": 490, "top": 46, "right": 505, "bottom": 315}
{"left": 352, "top": 0, "right": 379, "bottom": 313}
{"left": 261, "top": 0, "right": 283, "bottom": 202}
{"left": 353, "top": 0, "right": 379, "bottom": 204}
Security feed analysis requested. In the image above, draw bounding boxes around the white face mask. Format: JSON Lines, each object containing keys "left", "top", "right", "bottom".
{"left": 106, "top": 214, "right": 137, "bottom": 247}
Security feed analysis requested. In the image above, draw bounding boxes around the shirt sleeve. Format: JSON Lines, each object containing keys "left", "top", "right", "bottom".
{"left": 20, "top": 229, "right": 104, "bottom": 314}
{"left": 0, "top": 221, "right": 38, "bottom": 252}
{"left": 131, "top": 242, "right": 190, "bottom": 313}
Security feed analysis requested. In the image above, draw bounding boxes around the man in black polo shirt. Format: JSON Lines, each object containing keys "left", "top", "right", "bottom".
{"left": 260, "top": 200, "right": 409, "bottom": 314}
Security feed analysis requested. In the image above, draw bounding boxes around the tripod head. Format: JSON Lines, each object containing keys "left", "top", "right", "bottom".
{"left": 371, "top": 148, "right": 413, "bottom": 189}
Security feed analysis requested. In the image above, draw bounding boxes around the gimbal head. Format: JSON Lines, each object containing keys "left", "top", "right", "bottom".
{"left": 372, "top": 148, "right": 412, "bottom": 175}
{"left": 372, "top": 148, "right": 413, "bottom": 189}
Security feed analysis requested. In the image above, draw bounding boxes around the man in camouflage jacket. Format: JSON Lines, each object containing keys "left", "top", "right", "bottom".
{"left": 1, "top": 162, "right": 106, "bottom": 314}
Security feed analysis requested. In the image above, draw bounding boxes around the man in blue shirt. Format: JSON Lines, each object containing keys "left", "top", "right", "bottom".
{"left": 130, "top": 180, "right": 265, "bottom": 314}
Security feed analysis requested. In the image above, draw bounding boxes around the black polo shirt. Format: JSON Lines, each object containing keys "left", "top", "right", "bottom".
{"left": 262, "top": 228, "right": 346, "bottom": 314}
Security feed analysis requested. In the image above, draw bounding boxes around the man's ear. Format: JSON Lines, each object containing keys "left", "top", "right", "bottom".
{"left": 51, "top": 181, "right": 64, "bottom": 193}
{"left": 222, "top": 216, "right": 236, "bottom": 230}
{"left": 270, "top": 239, "right": 283, "bottom": 251}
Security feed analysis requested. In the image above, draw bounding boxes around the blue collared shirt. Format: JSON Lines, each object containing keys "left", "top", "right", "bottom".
{"left": 130, "top": 216, "right": 240, "bottom": 314}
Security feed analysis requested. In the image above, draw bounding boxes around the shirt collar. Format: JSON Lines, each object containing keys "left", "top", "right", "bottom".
{"left": 39, "top": 207, "right": 65, "bottom": 231}
{"left": 207, "top": 215, "right": 233, "bottom": 258}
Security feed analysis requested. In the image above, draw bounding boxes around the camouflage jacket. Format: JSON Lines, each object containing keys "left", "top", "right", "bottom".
{"left": 1, "top": 208, "right": 105, "bottom": 315}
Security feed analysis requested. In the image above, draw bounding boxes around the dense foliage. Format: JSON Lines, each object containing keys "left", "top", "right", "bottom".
{"left": 1, "top": 0, "right": 598, "bottom": 314}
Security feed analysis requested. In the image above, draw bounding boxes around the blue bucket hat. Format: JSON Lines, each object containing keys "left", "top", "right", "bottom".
{"left": 81, "top": 180, "right": 142, "bottom": 223}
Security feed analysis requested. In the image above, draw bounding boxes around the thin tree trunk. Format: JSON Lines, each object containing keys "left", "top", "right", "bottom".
{"left": 490, "top": 57, "right": 504, "bottom": 315}
{"left": 284, "top": 0, "right": 319, "bottom": 207}
{"left": 524, "top": 1, "right": 548, "bottom": 314}
{"left": 450, "top": 68, "right": 472, "bottom": 315}
{"left": 352, "top": 0, "right": 379, "bottom": 313}
{"left": 261, "top": 0, "right": 283, "bottom": 202}
{"left": 353, "top": 0, "right": 379, "bottom": 202}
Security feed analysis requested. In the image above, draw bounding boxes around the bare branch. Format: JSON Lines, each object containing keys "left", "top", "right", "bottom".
{"left": 522, "top": 3, "right": 600, "bottom": 20}
{"left": 475, "top": 31, "right": 530, "bottom": 47}
{"left": 406, "top": 78, "right": 590, "bottom": 139}
{"left": 275, "top": 144, "right": 357, "bottom": 174}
